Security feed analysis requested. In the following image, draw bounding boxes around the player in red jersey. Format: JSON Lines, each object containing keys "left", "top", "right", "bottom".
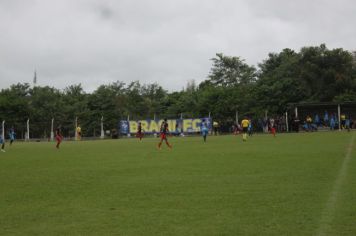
{"left": 55, "top": 127, "right": 63, "bottom": 149}
{"left": 136, "top": 122, "right": 144, "bottom": 141}
{"left": 269, "top": 118, "right": 276, "bottom": 137}
{"left": 157, "top": 119, "right": 172, "bottom": 149}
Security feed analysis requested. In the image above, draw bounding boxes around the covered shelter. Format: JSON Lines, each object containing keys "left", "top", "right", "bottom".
{"left": 287, "top": 101, "right": 356, "bottom": 131}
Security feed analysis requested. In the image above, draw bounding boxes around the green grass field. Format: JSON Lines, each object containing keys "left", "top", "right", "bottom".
{"left": 0, "top": 132, "right": 355, "bottom": 236}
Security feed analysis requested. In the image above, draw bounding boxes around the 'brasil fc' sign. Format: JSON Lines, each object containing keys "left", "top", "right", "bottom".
{"left": 119, "top": 118, "right": 211, "bottom": 134}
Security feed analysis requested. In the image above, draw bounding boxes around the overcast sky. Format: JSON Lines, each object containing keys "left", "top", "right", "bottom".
{"left": 0, "top": 0, "right": 355, "bottom": 92}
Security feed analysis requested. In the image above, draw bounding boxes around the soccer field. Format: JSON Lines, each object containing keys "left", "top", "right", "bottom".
{"left": 0, "top": 132, "right": 355, "bottom": 235}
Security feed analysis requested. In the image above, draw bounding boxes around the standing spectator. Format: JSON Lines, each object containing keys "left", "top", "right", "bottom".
{"left": 263, "top": 118, "right": 268, "bottom": 133}
{"left": 315, "top": 114, "right": 320, "bottom": 127}
{"left": 270, "top": 118, "right": 276, "bottom": 137}
{"left": 258, "top": 119, "right": 263, "bottom": 132}
{"left": 351, "top": 119, "right": 355, "bottom": 129}
{"left": 248, "top": 119, "right": 253, "bottom": 136}
{"left": 306, "top": 115, "right": 313, "bottom": 131}
{"left": 213, "top": 121, "right": 219, "bottom": 135}
{"left": 345, "top": 117, "right": 351, "bottom": 132}
{"left": 293, "top": 117, "right": 300, "bottom": 132}
{"left": 323, "top": 111, "right": 329, "bottom": 127}
{"left": 330, "top": 116, "right": 336, "bottom": 130}
{"left": 269, "top": 118, "right": 275, "bottom": 131}
{"left": 233, "top": 123, "right": 240, "bottom": 135}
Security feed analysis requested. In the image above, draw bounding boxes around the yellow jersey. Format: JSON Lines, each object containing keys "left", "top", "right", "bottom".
{"left": 241, "top": 119, "right": 249, "bottom": 128}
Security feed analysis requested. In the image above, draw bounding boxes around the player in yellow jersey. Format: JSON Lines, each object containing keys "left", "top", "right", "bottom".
{"left": 76, "top": 125, "right": 82, "bottom": 141}
{"left": 241, "top": 117, "right": 250, "bottom": 141}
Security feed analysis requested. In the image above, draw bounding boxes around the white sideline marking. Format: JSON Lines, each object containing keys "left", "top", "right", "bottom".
{"left": 316, "top": 132, "right": 355, "bottom": 236}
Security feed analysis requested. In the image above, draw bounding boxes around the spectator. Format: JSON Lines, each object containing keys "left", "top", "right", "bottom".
{"left": 248, "top": 119, "right": 253, "bottom": 136}
{"left": 324, "top": 111, "right": 329, "bottom": 127}
{"left": 213, "top": 121, "right": 219, "bottom": 135}
{"left": 269, "top": 118, "right": 275, "bottom": 132}
{"left": 330, "top": 116, "right": 336, "bottom": 130}
{"left": 341, "top": 113, "right": 346, "bottom": 129}
{"left": 293, "top": 117, "right": 300, "bottom": 132}
{"left": 345, "top": 118, "right": 351, "bottom": 132}
{"left": 315, "top": 114, "right": 320, "bottom": 127}
{"left": 306, "top": 115, "right": 313, "bottom": 131}
{"left": 263, "top": 118, "right": 268, "bottom": 133}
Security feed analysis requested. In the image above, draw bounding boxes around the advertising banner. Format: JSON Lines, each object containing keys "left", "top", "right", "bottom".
{"left": 119, "top": 118, "right": 211, "bottom": 134}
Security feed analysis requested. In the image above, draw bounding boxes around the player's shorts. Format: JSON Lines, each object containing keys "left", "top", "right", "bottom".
{"left": 202, "top": 128, "right": 208, "bottom": 136}
{"left": 160, "top": 133, "right": 167, "bottom": 140}
{"left": 56, "top": 135, "right": 62, "bottom": 142}
{"left": 242, "top": 127, "right": 248, "bottom": 133}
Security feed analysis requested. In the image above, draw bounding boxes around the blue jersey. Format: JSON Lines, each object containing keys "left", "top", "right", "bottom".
{"left": 9, "top": 131, "right": 15, "bottom": 140}
{"left": 330, "top": 118, "right": 335, "bottom": 126}
{"left": 345, "top": 119, "right": 350, "bottom": 127}
{"left": 201, "top": 123, "right": 208, "bottom": 135}
{"left": 324, "top": 112, "right": 329, "bottom": 121}
{"left": 248, "top": 123, "right": 252, "bottom": 131}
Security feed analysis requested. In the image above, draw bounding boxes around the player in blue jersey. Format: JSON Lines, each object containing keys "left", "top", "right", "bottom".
{"left": 0, "top": 129, "right": 5, "bottom": 152}
{"left": 9, "top": 127, "right": 16, "bottom": 146}
{"left": 201, "top": 119, "right": 209, "bottom": 142}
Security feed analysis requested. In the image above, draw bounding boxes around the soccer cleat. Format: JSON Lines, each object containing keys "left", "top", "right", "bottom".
{"left": 1, "top": 149, "right": 5, "bottom": 152}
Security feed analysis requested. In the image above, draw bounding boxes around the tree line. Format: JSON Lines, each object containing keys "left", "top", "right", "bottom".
{"left": 1, "top": 44, "right": 355, "bottom": 138}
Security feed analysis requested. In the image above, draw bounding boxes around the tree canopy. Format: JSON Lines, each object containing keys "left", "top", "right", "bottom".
{"left": 1, "top": 44, "right": 355, "bottom": 137}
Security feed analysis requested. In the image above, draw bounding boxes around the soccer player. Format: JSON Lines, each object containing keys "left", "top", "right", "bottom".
{"left": 76, "top": 125, "right": 82, "bottom": 140}
{"left": 55, "top": 127, "right": 63, "bottom": 149}
{"left": 201, "top": 119, "right": 209, "bottom": 142}
{"left": 136, "top": 121, "right": 144, "bottom": 141}
{"left": 158, "top": 119, "right": 172, "bottom": 149}
{"left": 241, "top": 117, "right": 250, "bottom": 141}
{"left": 0, "top": 132, "right": 5, "bottom": 152}
{"left": 9, "top": 127, "right": 15, "bottom": 146}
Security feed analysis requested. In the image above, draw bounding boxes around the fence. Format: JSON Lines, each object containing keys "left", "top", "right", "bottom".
{"left": 4, "top": 105, "right": 349, "bottom": 141}
{"left": 1, "top": 117, "right": 105, "bottom": 141}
